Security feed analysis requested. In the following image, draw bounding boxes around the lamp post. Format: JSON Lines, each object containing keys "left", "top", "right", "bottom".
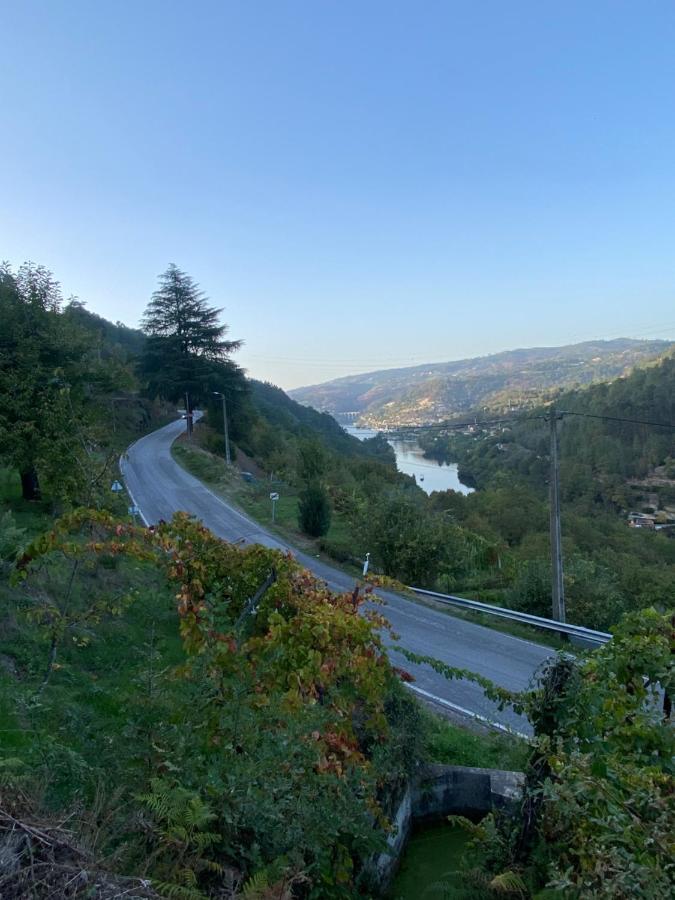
{"left": 213, "top": 391, "right": 231, "bottom": 465}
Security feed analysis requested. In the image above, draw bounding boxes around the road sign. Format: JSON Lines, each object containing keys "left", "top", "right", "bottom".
{"left": 128, "top": 505, "right": 140, "bottom": 517}
{"left": 111, "top": 480, "right": 123, "bottom": 493}
{"left": 270, "top": 491, "right": 279, "bottom": 523}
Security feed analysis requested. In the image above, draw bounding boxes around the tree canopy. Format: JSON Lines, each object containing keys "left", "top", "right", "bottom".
{"left": 0, "top": 263, "right": 90, "bottom": 500}
{"left": 139, "top": 264, "right": 244, "bottom": 404}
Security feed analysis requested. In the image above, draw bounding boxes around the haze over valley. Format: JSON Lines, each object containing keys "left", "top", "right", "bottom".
{"left": 291, "top": 338, "right": 673, "bottom": 427}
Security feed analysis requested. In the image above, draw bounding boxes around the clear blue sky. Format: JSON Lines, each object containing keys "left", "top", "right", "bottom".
{"left": 2, "top": 1, "right": 675, "bottom": 389}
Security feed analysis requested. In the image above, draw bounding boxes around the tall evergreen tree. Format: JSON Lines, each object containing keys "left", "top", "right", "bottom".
{"left": 139, "top": 265, "right": 243, "bottom": 404}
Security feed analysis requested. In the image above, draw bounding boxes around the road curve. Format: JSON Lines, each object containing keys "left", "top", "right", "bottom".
{"left": 121, "top": 418, "right": 554, "bottom": 735}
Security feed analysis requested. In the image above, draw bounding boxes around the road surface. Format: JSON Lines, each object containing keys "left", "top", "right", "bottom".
{"left": 121, "top": 418, "right": 555, "bottom": 735}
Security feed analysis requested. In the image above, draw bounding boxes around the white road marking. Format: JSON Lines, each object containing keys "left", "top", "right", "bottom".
{"left": 405, "top": 684, "right": 530, "bottom": 740}
{"left": 118, "top": 455, "right": 150, "bottom": 526}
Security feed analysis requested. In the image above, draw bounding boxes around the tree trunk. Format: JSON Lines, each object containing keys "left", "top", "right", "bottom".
{"left": 20, "top": 466, "right": 41, "bottom": 501}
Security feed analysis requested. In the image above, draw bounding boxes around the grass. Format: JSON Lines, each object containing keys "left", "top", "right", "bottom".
{"left": 0, "top": 466, "right": 187, "bottom": 820}
{"left": 172, "top": 440, "right": 364, "bottom": 566}
{"left": 422, "top": 708, "right": 529, "bottom": 772}
{"left": 0, "top": 554, "right": 185, "bottom": 809}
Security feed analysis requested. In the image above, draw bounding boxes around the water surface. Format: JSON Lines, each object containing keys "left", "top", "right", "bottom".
{"left": 390, "top": 824, "right": 470, "bottom": 899}
{"left": 345, "top": 426, "right": 473, "bottom": 496}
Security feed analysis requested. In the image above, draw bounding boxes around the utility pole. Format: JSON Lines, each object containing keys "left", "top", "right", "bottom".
{"left": 213, "top": 392, "right": 231, "bottom": 465}
{"left": 549, "top": 408, "right": 565, "bottom": 622}
{"left": 185, "top": 391, "right": 193, "bottom": 439}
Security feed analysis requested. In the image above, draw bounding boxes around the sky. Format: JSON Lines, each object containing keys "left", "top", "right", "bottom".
{"left": 2, "top": 1, "right": 675, "bottom": 390}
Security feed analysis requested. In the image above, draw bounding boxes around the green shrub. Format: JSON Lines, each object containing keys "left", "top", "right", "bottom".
{"left": 201, "top": 428, "right": 237, "bottom": 462}
{"left": 298, "top": 481, "right": 332, "bottom": 537}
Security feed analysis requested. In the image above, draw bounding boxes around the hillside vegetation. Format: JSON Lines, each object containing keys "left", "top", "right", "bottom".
{"left": 413, "top": 350, "right": 675, "bottom": 628}
{"left": 0, "top": 261, "right": 512, "bottom": 897}
{"left": 290, "top": 339, "right": 672, "bottom": 427}
{"left": 1, "top": 259, "right": 673, "bottom": 898}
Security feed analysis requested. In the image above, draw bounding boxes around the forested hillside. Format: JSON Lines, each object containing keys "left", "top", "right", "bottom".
{"left": 290, "top": 339, "right": 672, "bottom": 427}
{"left": 413, "top": 350, "right": 675, "bottom": 628}
{"left": 1, "top": 260, "right": 673, "bottom": 898}
{"left": 0, "top": 262, "right": 428, "bottom": 897}
{"left": 0, "top": 263, "right": 171, "bottom": 505}
{"left": 420, "top": 349, "right": 675, "bottom": 500}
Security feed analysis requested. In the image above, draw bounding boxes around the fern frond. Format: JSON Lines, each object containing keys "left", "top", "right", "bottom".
{"left": 179, "top": 867, "right": 198, "bottom": 887}
{"left": 168, "top": 824, "right": 189, "bottom": 843}
{"left": 152, "top": 879, "right": 205, "bottom": 900}
{"left": 185, "top": 796, "right": 216, "bottom": 828}
{"left": 447, "top": 814, "right": 487, "bottom": 839}
{"left": 242, "top": 869, "right": 271, "bottom": 899}
{"left": 202, "top": 859, "right": 225, "bottom": 874}
{"left": 194, "top": 830, "right": 219, "bottom": 848}
{"left": 489, "top": 870, "right": 527, "bottom": 895}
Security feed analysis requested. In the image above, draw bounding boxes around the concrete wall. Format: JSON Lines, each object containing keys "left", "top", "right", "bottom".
{"left": 372, "top": 764, "right": 525, "bottom": 892}
{"left": 414, "top": 764, "right": 525, "bottom": 822}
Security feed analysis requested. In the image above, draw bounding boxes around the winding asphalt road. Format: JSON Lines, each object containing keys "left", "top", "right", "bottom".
{"left": 121, "top": 418, "right": 554, "bottom": 735}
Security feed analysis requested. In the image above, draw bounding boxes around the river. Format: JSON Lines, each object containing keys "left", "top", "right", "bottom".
{"left": 345, "top": 426, "right": 473, "bottom": 496}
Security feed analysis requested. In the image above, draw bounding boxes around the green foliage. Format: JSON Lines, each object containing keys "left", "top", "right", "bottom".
{"left": 11, "top": 513, "right": 150, "bottom": 694}
{"left": 413, "top": 353, "right": 675, "bottom": 628}
{"left": 453, "top": 609, "right": 675, "bottom": 898}
{"left": 0, "top": 262, "right": 92, "bottom": 502}
{"left": 1, "top": 508, "right": 423, "bottom": 896}
{"left": 139, "top": 778, "right": 222, "bottom": 897}
{"left": 249, "top": 380, "right": 395, "bottom": 464}
{"left": 297, "top": 438, "right": 328, "bottom": 482}
{"left": 297, "top": 480, "right": 332, "bottom": 536}
{"left": 508, "top": 555, "right": 628, "bottom": 630}
{"left": 395, "top": 647, "right": 521, "bottom": 712}
{"left": 487, "top": 871, "right": 527, "bottom": 895}
{"left": 357, "top": 490, "right": 494, "bottom": 588}
{"left": 139, "top": 263, "right": 245, "bottom": 405}
{"left": 0, "top": 262, "right": 170, "bottom": 507}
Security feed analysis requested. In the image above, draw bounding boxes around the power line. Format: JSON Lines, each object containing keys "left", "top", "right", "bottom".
{"left": 388, "top": 415, "right": 545, "bottom": 432}
{"left": 560, "top": 410, "right": 675, "bottom": 429}
{"left": 364, "top": 410, "right": 675, "bottom": 434}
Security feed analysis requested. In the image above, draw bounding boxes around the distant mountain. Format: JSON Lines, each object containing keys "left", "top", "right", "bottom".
{"left": 290, "top": 339, "right": 673, "bottom": 427}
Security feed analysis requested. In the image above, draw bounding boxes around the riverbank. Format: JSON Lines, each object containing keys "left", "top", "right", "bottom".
{"left": 345, "top": 426, "right": 474, "bottom": 496}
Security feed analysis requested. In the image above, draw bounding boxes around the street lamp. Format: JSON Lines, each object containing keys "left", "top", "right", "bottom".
{"left": 212, "top": 391, "right": 231, "bottom": 465}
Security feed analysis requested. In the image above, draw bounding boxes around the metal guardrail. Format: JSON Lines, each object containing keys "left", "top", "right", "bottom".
{"left": 408, "top": 587, "right": 612, "bottom": 645}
